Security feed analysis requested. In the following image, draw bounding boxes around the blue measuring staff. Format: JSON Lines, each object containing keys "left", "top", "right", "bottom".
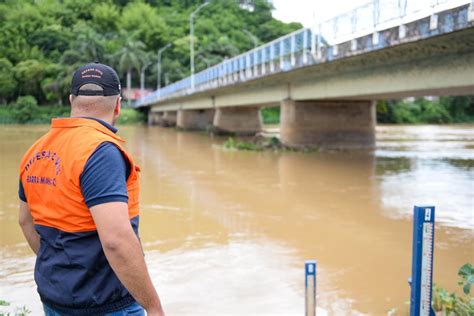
{"left": 305, "top": 260, "right": 316, "bottom": 316}
{"left": 409, "top": 206, "right": 435, "bottom": 316}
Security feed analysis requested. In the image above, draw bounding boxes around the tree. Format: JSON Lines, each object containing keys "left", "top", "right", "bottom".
{"left": 112, "top": 33, "right": 147, "bottom": 106}
{"left": 14, "top": 59, "right": 47, "bottom": 102}
{"left": 71, "top": 22, "right": 106, "bottom": 62}
{"left": 11, "top": 95, "right": 39, "bottom": 124}
{"left": 0, "top": 0, "right": 308, "bottom": 105}
{"left": 92, "top": 3, "right": 120, "bottom": 33}
{"left": 0, "top": 58, "right": 17, "bottom": 103}
{"left": 121, "top": 1, "right": 168, "bottom": 50}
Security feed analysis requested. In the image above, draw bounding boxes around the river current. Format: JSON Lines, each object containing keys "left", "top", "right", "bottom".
{"left": 0, "top": 124, "right": 472, "bottom": 315}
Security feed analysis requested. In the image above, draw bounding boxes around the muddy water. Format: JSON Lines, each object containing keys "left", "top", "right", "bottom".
{"left": 0, "top": 124, "right": 472, "bottom": 315}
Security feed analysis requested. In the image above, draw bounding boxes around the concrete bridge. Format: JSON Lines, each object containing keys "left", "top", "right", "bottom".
{"left": 136, "top": 0, "right": 474, "bottom": 148}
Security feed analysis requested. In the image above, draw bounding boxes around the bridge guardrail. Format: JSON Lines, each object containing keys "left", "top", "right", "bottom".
{"left": 135, "top": 0, "right": 472, "bottom": 108}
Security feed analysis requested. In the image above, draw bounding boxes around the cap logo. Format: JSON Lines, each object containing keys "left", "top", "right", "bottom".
{"left": 81, "top": 68, "right": 104, "bottom": 79}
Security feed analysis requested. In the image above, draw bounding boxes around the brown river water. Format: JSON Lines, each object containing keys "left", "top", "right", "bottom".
{"left": 0, "top": 124, "right": 473, "bottom": 315}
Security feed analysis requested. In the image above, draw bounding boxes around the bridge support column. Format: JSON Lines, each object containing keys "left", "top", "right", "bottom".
{"left": 161, "top": 111, "right": 177, "bottom": 127}
{"left": 148, "top": 111, "right": 158, "bottom": 125}
{"left": 280, "top": 100, "right": 375, "bottom": 149}
{"left": 177, "top": 109, "right": 215, "bottom": 130}
{"left": 213, "top": 106, "right": 262, "bottom": 135}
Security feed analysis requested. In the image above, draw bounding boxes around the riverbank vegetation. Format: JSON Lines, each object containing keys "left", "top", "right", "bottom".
{"left": 0, "top": 299, "right": 30, "bottom": 316}
{"left": 223, "top": 136, "right": 285, "bottom": 151}
{"left": 0, "top": 95, "right": 145, "bottom": 125}
{"left": 1, "top": 95, "right": 472, "bottom": 126}
{"left": 222, "top": 136, "right": 316, "bottom": 152}
{"left": 432, "top": 263, "right": 474, "bottom": 315}
{"left": 261, "top": 96, "right": 474, "bottom": 125}
{"left": 0, "top": 0, "right": 300, "bottom": 106}
{"left": 377, "top": 97, "right": 474, "bottom": 124}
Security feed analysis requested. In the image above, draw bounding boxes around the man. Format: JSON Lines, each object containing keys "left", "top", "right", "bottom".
{"left": 18, "top": 62, "right": 165, "bottom": 316}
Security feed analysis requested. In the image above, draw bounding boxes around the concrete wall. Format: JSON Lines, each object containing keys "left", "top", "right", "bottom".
{"left": 280, "top": 100, "right": 376, "bottom": 149}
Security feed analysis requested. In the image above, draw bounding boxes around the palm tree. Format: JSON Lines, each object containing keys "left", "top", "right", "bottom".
{"left": 139, "top": 52, "right": 152, "bottom": 96}
{"left": 72, "top": 22, "right": 106, "bottom": 62}
{"left": 111, "top": 33, "right": 147, "bottom": 106}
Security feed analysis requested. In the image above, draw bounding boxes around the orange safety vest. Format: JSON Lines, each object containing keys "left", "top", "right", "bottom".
{"left": 19, "top": 117, "right": 140, "bottom": 233}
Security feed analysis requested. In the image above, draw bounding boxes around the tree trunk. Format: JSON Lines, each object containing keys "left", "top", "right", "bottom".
{"left": 140, "top": 68, "right": 145, "bottom": 97}
{"left": 127, "top": 68, "right": 131, "bottom": 107}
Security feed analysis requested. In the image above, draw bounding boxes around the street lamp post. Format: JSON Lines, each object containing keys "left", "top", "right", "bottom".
{"left": 157, "top": 43, "right": 172, "bottom": 98}
{"left": 190, "top": 1, "right": 209, "bottom": 90}
{"left": 242, "top": 29, "right": 259, "bottom": 48}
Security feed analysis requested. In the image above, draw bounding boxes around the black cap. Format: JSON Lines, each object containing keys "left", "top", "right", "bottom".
{"left": 71, "top": 62, "right": 121, "bottom": 96}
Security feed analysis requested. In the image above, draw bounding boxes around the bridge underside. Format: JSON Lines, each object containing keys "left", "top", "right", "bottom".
{"left": 148, "top": 27, "right": 474, "bottom": 148}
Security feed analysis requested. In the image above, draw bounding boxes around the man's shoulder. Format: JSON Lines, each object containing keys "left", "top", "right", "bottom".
{"left": 85, "top": 141, "right": 131, "bottom": 178}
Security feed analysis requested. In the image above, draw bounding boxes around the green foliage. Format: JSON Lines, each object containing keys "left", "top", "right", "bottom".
{"left": 440, "top": 96, "right": 474, "bottom": 122}
{"left": 432, "top": 263, "right": 474, "bottom": 315}
{"left": 261, "top": 106, "right": 280, "bottom": 124}
{"left": 0, "top": 300, "right": 10, "bottom": 306}
{"left": 0, "top": 58, "right": 16, "bottom": 101}
{"left": 222, "top": 136, "right": 296, "bottom": 151}
{"left": 376, "top": 97, "right": 474, "bottom": 124}
{"left": 11, "top": 96, "right": 39, "bottom": 124}
{"left": 458, "top": 263, "right": 474, "bottom": 295}
{"left": 117, "top": 108, "right": 146, "bottom": 125}
{"left": 13, "top": 60, "right": 46, "bottom": 99}
{"left": 121, "top": 2, "right": 167, "bottom": 49}
{"left": 223, "top": 137, "right": 262, "bottom": 151}
{"left": 0, "top": 103, "right": 146, "bottom": 125}
{"left": 91, "top": 3, "right": 120, "bottom": 33}
{"left": 0, "top": 0, "right": 301, "bottom": 105}
{"left": 1, "top": 99, "right": 70, "bottom": 124}
{"left": 0, "top": 298, "right": 31, "bottom": 316}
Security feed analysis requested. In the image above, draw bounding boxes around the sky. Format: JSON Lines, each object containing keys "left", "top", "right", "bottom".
{"left": 271, "top": 0, "right": 370, "bottom": 27}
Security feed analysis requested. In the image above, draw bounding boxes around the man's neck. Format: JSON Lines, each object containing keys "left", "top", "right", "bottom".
{"left": 71, "top": 113, "right": 114, "bottom": 126}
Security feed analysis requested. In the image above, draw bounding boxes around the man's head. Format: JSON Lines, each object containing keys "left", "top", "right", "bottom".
{"left": 69, "top": 62, "right": 122, "bottom": 125}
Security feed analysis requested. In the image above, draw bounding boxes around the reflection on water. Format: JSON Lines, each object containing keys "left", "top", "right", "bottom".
{"left": 0, "top": 124, "right": 472, "bottom": 315}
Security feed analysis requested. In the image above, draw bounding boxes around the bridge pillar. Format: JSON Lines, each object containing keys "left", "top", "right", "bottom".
{"left": 148, "top": 111, "right": 163, "bottom": 125}
{"left": 280, "top": 100, "right": 375, "bottom": 149}
{"left": 148, "top": 112, "right": 156, "bottom": 125}
{"left": 177, "top": 109, "right": 215, "bottom": 130}
{"left": 161, "top": 111, "right": 177, "bottom": 127}
{"left": 213, "top": 106, "right": 262, "bottom": 135}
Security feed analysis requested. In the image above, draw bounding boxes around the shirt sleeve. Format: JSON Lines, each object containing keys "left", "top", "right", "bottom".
{"left": 80, "top": 142, "right": 131, "bottom": 209}
{"left": 19, "top": 179, "right": 27, "bottom": 202}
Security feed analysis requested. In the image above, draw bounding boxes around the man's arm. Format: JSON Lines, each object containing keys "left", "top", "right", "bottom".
{"left": 90, "top": 202, "right": 164, "bottom": 316}
{"left": 18, "top": 200, "right": 40, "bottom": 255}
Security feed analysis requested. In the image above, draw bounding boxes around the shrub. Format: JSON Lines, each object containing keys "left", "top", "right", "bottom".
{"left": 432, "top": 263, "right": 474, "bottom": 315}
{"left": 10, "top": 96, "right": 39, "bottom": 124}
{"left": 117, "top": 108, "right": 146, "bottom": 125}
{"left": 261, "top": 107, "right": 280, "bottom": 125}
{"left": 223, "top": 137, "right": 262, "bottom": 151}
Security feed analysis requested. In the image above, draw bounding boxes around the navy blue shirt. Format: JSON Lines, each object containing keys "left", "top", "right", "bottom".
{"left": 19, "top": 118, "right": 130, "bottom": 207}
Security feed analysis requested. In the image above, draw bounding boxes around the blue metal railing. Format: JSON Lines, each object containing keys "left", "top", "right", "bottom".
{"left": 135, "top": 0, "right": 472, "bottom": 107}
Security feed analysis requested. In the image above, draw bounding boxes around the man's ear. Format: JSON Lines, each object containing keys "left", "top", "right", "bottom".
{"left": 69, "top": 95, "right": 73, "bottom": 106}
{"left": 115, "top": 97, "right": 121, "bottom": 116}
